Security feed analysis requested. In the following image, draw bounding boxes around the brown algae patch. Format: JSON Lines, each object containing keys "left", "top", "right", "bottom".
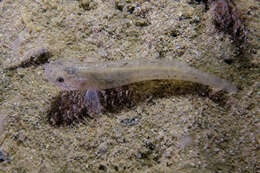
{"left": 48, "top": 87, "right": 135, "bottom": 126}
{"left": 6, "top": 29, "right": 51, "bottom": 69}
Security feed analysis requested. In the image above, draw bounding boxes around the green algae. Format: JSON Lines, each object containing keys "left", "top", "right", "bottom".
{"left": 0, "top": 0, "right": 259, "bottom": 172}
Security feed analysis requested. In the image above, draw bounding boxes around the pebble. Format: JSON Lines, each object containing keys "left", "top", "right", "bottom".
{"left": 0, "top": 149, "right": 6, "bottom": 162}
{"left": 0, "top": 114, "right": 7, "bottom": 136}
{"left": 120, "top": 116, "right": 140, "bottom": 126}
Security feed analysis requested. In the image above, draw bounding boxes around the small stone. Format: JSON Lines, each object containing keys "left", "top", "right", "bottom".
{"left": 115, "top": 0, "right": 125, "bottom": 11}
{"left": 98, "top": 164, "right": 107, "bottom": 171}
{"left": 135, "top": 18, "right": 150, "bottom": 27}
{"left": 0, "top": 149, "right": 7, "bottom": 162}
{"left": 120, "top": 116, "right": 139, "bottom": 126}
{"left": 79, "top": 0, "right": 97, "bottom": 10}
{"left": 0, "top": 113, "right": 7, "bottom": 136}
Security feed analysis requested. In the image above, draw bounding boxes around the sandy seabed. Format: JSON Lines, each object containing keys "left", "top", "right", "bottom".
{"left": 0, "top": 0, "right": 259, "bottom": 172}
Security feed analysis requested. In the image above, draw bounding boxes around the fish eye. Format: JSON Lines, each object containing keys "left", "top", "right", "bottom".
{"left": 56, "top": 77, "right": 64, "bottom": 83}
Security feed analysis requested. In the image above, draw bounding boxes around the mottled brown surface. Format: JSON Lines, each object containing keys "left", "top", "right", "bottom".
{"left": 48, "top": 87, "right": 136, "bottom": 126}
{"left": 210, "top": 0, "right": 246, "bottom": 42}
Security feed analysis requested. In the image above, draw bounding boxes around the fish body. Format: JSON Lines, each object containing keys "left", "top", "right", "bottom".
{"left": 45, "top": 58, "right": 237, "bottom": 94}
